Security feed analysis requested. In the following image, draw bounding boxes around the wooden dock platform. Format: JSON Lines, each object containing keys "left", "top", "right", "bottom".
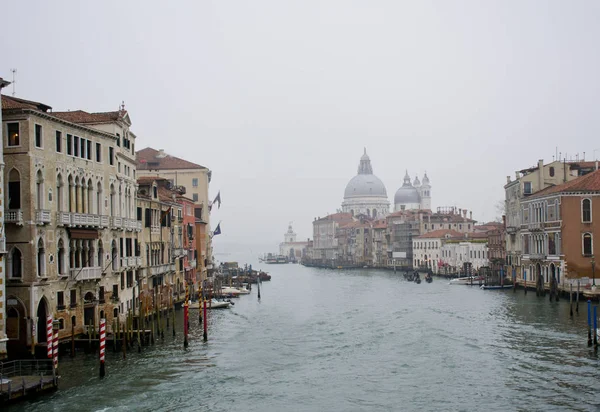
{"left": 0, "top": 360, "right": 58, "bottom": 406}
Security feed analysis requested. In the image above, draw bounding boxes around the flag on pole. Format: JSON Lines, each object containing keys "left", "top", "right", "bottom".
{"left": 213, "top": 191, "right": 221, "bottom": 209}
{"left": 212, "top": 223, "right": 221, "bottom": 237}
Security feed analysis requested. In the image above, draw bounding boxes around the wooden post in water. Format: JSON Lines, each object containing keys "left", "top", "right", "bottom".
{"left": 172, "top": 297, "right": 176, "bottom": 338}
{"left": 122, "top": 323, "right": 126, "bottom": 359}
{"left": 71, "top": 321, "right": 75, "bottom": 358}
{"left": 588, "top": 300, "right": 592, "bottom": 347}
{"left": 93, "top": 317, "right": 97, "bottom": 350}
{"left": 594, "top": 306, "right": 598, "bottom": 351}
{"left": 88, "top": 320, "right": 92, "bottom": 353}
{"left": 576, "top": 281, "right": 580, "bottom": 313}
{"left": 113, "top": 319, "right": 117, "bottom": 352}
{"left": 99, "top": 318, "right": 106, "bottom": 378}
{"left": 203, "top": 299, "right": 208, "bottom": 342}
{"left": 570, "top": 283, "right": 573, "bottom": 317}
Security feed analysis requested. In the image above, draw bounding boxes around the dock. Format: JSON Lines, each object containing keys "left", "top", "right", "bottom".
{"left": 0, "top": 360, "right": 58, "bottom": 405}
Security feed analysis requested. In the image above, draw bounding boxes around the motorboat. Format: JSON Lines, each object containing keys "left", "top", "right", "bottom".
{"left": 480, "top": 284, "right": 513, "bottom": 290}
{"left": 449, "top": 276, "right": 484, "bottom": 285}
{"left": 188, "top": 299, "right": 231, "bottom": 309}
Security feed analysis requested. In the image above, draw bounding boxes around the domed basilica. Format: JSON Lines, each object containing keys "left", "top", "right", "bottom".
{"left": 341, "top": 150, "right": 432, "bottom": 217}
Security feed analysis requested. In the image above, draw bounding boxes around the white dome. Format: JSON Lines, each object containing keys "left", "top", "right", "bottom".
{"left": 394, "top": 185, "right": 420, "bottom": 204}
{"left": 344, "top": 174, "right": 388, "bottom": 199}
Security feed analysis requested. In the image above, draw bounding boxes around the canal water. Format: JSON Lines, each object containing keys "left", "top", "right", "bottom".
{"left": 10, "top": 257, "right": 600, "bottom": 412}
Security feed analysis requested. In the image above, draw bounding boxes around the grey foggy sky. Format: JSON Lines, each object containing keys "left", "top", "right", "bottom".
{"left": 2, "top": 1, "right": 598, "bottom": 251}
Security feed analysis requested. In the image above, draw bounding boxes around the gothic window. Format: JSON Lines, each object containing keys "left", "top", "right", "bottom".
{"left": 57, "top": 239, "right": 65, "bottom": 276}
{"left": 8, "top": 168, "right": 21, "bottom": 209}
{"left": 37, "top": 238, "right": 46, "bottom": 277}
{"left": 7, "top": 122, "right": 20, "bottom": 146}
{"left": 9, "top": 247, "right": 22, "bottom": 278}
{"left": 583, "top": 233, "right": 592, "bottom": 256}
{"left": 582, "top": 199, "right": 592, "bottom": 223}
{"left": 36, "top": 170, "right": 44, "bottom": 210}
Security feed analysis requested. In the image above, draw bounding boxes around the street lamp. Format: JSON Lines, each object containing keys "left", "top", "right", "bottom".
{"left": 592, "top": 255, "right": 596, "bottom": 287}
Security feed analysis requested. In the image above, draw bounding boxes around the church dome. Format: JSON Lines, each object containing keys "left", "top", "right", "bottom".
{"left": 394, "top": 171, "right": 421, "bottom": 204}
{"left": 344, "top": 174, "right": 387, "bottom": 198}
{"left": 343, "top": 149, "right": 388, "bottom": 199}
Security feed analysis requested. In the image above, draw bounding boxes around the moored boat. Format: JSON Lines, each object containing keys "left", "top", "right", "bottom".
{"left": 188, "top": 299, "right": 232, "bottom": 309}
{"left": 480, "top": 284, "right": 513, "bottom": 290}
{"left": 449, "top": 276, "right": 484, "bottom": 285}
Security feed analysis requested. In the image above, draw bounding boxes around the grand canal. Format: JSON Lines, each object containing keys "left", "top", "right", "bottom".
{"left": 10, "top": 257, "right": 600, "bottom": 411}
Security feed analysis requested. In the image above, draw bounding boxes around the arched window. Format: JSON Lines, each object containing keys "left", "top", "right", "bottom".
{"left": 8, "top": 168, "right": 21, "bottom": 209}
{"left": 37, "top": 238, "right": 46, "bottom": 277}
{"left": 68, "top": 175, "right": 74, "bottom": 212}
{"left": 97, "top": 181, "right": 103, "bottom": 216}
{"left": 582, "top": 199, "right": 592, "bottom": 223}
{"left": 57, "top": 239, "right": 65, "bottom": 276}
{"left": 36, "top": 170, "right": 44, "bottom": 210}
{"left": 583, "top": 233, "right": 592, "bottom": 256}
{"left": 111, "top": 241, "right": 118, "bottom": 271}
{"left": 74, "top": 176, "right": 80, "bottom": 213}
{"left": 549, "top": 166, "right": 555, "bottom": 177}
{"left": 9, "top": 247, "right": 22, "bottom": 278}
{"left": 110, "top": 184, "right": 115, "bottom": 216}
{"left": 98, "top": 240, "right": 104, "bottom": 268}
{"left": 87, "top": 178, "right": 94, "bottom": 214}
{"left": 56, "top": 174, "right": 64, "bottom": 212}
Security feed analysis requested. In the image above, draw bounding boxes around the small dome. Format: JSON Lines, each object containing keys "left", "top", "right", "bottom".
{"left": 413, "top": 176, "right": 421, "bottom": 187}
{"left": 344, "top": 174, "right": 387, "bottom": 198}
{"left": 394, "top": 185, "right": 421, "bottom": 204}
{"left": 394, "top": 171, "right": 421, "bottom": 204}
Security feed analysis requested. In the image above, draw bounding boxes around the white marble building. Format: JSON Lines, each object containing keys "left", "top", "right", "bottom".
{"left": 341, "top": 149, "right": 390, "bottom": 218}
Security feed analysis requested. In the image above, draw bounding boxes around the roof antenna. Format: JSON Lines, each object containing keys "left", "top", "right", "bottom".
{"left": 10, "top": 68, "right": 16, "bottom": 96}
{"left": 120, "top": 100, "right": 125, "bottom": 111}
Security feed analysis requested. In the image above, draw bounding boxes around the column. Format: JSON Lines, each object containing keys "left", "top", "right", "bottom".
{"left": 83, "top": 184, "right": 88, "bottom": 214}
{"left": 70, "top": 183, "right": 76, "bottom": 213}
{"left": 76, "top": 183, "right": 83, "bottom": 214}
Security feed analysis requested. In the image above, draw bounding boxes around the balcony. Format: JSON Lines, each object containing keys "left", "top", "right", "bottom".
{"left": 151, "top": 225, "right": 160, "bottom": 235}
{"left": 529, "top": 253, "right": 546, "bottom": 260}
{"left": 56, "top": 212, "right": 109, "bottom": 228}
{"left": 110, "top": 216, "right": 123, "bottom": 229}
{"left": 187, "top": 259, "right": 197, "bottom": 269}
{"left": 528, "top": 222, "right": 543, "bottom": 232}
{"left": 6, "top": 209, "right": 23, "bottom": 225}
{"left": 70, "top": 266, "right": 102, "bottom": 281}
{"left": 35, "top": 209, "right": 51, "bottom": 225}
{"left": 173, "top": 248, "right": 185, "bottom": 257}
{"left": 149, "top": 263, "right": 175, "bottom": 276}
{"left": 121, "top": 257, "right": 135, "bottom": 268}
{"left": 506, "top": 226, "right": 517, "bottom": 235}
{"left": 122, "top": 218, "right": 142, "bottom": 231}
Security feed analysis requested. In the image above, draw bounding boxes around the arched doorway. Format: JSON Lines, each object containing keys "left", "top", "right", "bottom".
{"left": 36, "top": 297, "right": 49, "bottom": 346}
{"left": 6, "top": 297, "right": 28, "bottom": 356}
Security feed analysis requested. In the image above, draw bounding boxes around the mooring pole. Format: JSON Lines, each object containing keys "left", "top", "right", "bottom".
{"left": 594, "top": 306, "right": 598, "bottom": 351}
{"left": 588, "top": 300, "right": 592, "bottom": 347}
{"left": 184, "top": 283, "right": 189, "bottom": 348}
{"left": 203, "top": 299, "right": 208, "bottom": 342}
{"left": 570, "top": 283, "right": 573, "bottom": 317}
{"left": 99, "top": 318, "right": 106, "bottom": 378}
{"left": 576, "top": 281, "right": 580, "bottom": 313}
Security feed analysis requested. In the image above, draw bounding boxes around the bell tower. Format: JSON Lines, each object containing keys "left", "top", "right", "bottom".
{"left": 421, "top": 172, "right": 431, "bottom": 210}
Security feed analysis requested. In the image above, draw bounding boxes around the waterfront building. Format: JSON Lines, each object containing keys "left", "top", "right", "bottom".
{"left": 136, "top": 177, "right": 181, "bottom": 311}
{"left": 279, "top": 224, "right": 309, "bottom": 262}
{"left": 372, "top": 219, "right": 388, "bottom": 267}
{"left": 385, "top": 212, "right": 420, "bottom": 269}
{"left": 440, "top": 233, "right": 489, "bottom": 274}
{"left": 393, "top": 171, "right": 431, "bottom": 212}
{"left": 341, "top": 149, "right": 389, "bottom": 218}
{"left": 2, "top": 94, "right": 140, "bottom": 357}
{"left": 177, "top": 194, "right": 198, "bottom": 295}
{"left": 311, "top": 213, "right": 354, "bottom": 265}
{"left": 136, "top": 148, "right": 212, "bottom": 285}
{"left": 505, "top": 159, "right": 596, "bottom": 284}
{"left": 0, "top": 79, "right": 10, "bottom": 359}
{"left": 519, "top": 168, "right": 600, "bottom": 290}
{"left": 413, "top": 229, "right": 461, "bottom": 273}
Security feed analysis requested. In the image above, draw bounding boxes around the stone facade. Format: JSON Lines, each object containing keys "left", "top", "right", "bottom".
{"left": 0, "top": 79, "right": 10, "bottom": 358}
{"left": 2, "top": 95, "right": 139, "bottom": 357}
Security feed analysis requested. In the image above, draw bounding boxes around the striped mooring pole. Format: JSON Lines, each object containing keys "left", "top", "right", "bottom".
{"left": 46, "top": 316, "right": 53, "bottom": 358}
{"left": 99, "top": 318, "right": 106, "bottom": 377}
{"left": 52, "top": 321, "right": 59, "bottom": 373}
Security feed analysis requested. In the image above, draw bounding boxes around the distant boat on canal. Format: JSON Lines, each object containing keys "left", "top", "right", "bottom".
{"left": 259, "top": 253, "right": 289, "bottom": 264}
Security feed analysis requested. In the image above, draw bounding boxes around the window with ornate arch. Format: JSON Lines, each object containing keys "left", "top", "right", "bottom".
{"left": 8, "top": 247, "right": 23, "bottom": 278}
{"left": 582, "top": 198, "right": 592, "bottom": 223}
{"left": 583, "top": 233, "right": 593, "bottom": 256}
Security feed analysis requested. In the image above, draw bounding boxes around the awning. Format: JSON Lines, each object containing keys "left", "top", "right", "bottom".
{"left": 68, "top": 229, "right": 99, "bottom": 239}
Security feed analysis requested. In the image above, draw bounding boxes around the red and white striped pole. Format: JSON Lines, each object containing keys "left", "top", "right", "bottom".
{"left": 46, "top": 316, "right": 53, "bottom": 358}
{"left": 99, "top": 318, "right": 106, "bottom": 377}
{"left": 52, "top": 321, "right": 59, "bottom": 373}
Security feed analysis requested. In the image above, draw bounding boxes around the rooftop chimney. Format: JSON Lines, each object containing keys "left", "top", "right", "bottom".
{"left": 538, "top": 159, "right": 544, "bottom": 191}
{"left": 470, "top": 211, "right": 472, "bottom": 220}
{"left": 507, "top": 176, "right": 511, "bottom": 184}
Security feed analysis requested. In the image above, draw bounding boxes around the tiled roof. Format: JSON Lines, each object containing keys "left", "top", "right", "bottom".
{"left": 530, "top": 169, "right": 600, "bottom": 198}
{"left": 51, "top": 109, "right": 127, "bottom": 124}
{"left": 136, "top": 147, "right": 207, "bottom": 170}
{"left": 2, "top": 94, "right": 51, "bottom": 112}
{"left": 137, "top": 176, "right": 166, "bottom": 185}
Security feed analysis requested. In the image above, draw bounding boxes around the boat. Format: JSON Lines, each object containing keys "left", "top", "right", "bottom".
{"left": 425, "top": 274, "right": 433, "bottom": 283}
{"left": 449, "top": 276, "right": 484, "bottom": 285}
{"left": 480, "top": 284, "right": 513, "bottom": 290}
{"left": 188, "top": 299, "right": 232, "bottom": 309}
{"left": 261, "top": 253, "right": 289, "bottom": 264}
